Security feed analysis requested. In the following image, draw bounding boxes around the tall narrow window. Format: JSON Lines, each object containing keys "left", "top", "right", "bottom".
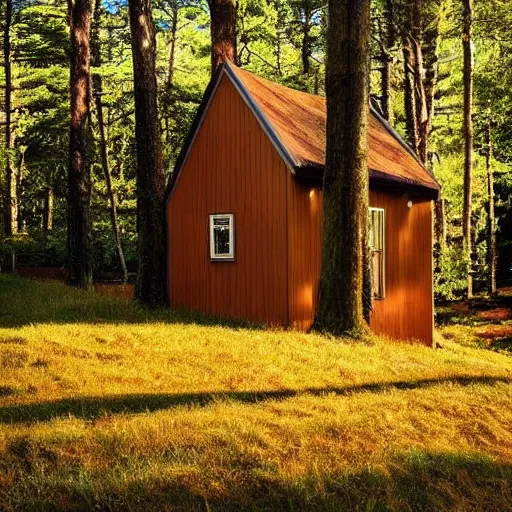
{"left": 209, "top": 213, "right": 235, "bottom": 261}
{"left": 369, "top": 208, "right": 385, "bottom": 299}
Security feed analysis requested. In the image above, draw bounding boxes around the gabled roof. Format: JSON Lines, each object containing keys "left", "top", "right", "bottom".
{"left": 166, "top": 62, "right": 440, "bottom": 203}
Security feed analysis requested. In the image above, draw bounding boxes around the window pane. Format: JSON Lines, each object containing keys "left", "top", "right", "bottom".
{"left": 370, "top": 209, "right": 383, "bottom": 251}
{"left": 213, "top": 218, "right": 230, "bottom": 255}
{"left": 372, "top": 251, "right": 383, "bottom": 298}
{"left": 369, "top": 208, "right": 384, "bottom": 299}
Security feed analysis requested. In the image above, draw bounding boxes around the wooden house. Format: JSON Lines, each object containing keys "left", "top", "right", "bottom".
{"left": 165, "top": 62, "right": 440, "bottom": 345}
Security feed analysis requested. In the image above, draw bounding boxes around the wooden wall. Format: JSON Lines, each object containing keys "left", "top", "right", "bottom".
{"left": 286, "top": 178, "right": 323, "bottom": 331}
{"left": 285, "top": 184, "right": 434, "bottom": 345}
{"left": 368, "top": 191, "right": 433, "bottom": 345}
{"left": 168, "top": 72, "right": 434, "bottom": 345}
{"left": 167, "top": 75, "right": 289, "bottom": 325}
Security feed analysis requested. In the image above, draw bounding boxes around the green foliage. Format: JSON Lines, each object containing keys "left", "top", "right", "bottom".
{"left": 434, "top": 244, "right": 468, "bottom": 301}
{"left": 0, "top": 0, "right": 511, "bottom": 291}
{"left": 0, "top": 231, "right": 66, "bottom": 268}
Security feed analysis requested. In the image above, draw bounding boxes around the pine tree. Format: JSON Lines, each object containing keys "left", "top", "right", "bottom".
{"left": 208, "top": 0, "right": 237, "bottom": 76}
{"left": 462, "top": 0, "right": 473, "bottom": 297}
{"left": 128, "top": 0, "right": 167, "bottom": 306}
{"left": 315, "top": 0, "right": 371, "bottom": 336}
{"left": 67, "top": 0, "right": 94, "bottom": 289}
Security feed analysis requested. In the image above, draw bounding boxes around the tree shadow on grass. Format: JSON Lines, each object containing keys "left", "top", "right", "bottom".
{"left": 0, "top": 274, "right": 261, "bottom": 330}
{"left": 7, "top": 449, "right": 512, "bottom": 511}
{"left": 1, "top": 375, "right": 510, "bottom": 425}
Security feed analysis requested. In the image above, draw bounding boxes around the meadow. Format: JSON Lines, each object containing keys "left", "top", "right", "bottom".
{"left": 0, "top": 274, "right": 511, "bottom": 511}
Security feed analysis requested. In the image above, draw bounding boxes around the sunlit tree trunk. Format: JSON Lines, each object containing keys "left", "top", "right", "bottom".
{"left": 403, "top": 40, "right": 419, "bottom": 153}
{"left": 274, "top": 0, "right": 286, "bottom": 76}
{"left": 485, "top": 107, "right": 496, "bottom": 295}
{"left": 381, "top": 0, "right": 394, "bottom": 123}
{"left": 16, "top": 148, "right": 24, "bottom": 232}
{"left": 3, "top": 0, "right": 17, "bottom": 237}
{"left": 92, "top": 0, "right": 128, "bottom": 283}
{"left": 43, "top": 187, "right": 54, "bottom": 232}
{"left": 301, "top": 5, "right": 311, "bottom": 75}
{"left": 208, "top": 0, "right": 237, "bottom": 76}
{"left": 67, "top": 0, "right": 93, "bottom": 289}
{"left": 166, "top": 3, "right": 178, "bottom": 88}
{"left": 128, "top": 0, "right": 166, "bottom": 306}
{"left": 423, "top": 3, "right": 441, "bottom": 151}
{"left": 462, "top": 0, "right": 473, "bottom": 297}
{"left": 315, "top": 0, "right": 371, "bottom": 336}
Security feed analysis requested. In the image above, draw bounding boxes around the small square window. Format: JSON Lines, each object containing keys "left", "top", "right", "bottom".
{"left": 369, "top": 207, "right": 385, "bottom": 299}
{"left": 209, "top": 214, "right": 235, "bottom": 261}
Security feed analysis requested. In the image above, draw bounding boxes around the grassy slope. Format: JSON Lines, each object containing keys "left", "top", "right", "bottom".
{"left": 0, "top": 275, "right": 511, "bottom": 511}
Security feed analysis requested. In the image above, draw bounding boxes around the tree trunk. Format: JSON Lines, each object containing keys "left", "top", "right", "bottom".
{"left": 485, "top": 108, "right": 496, "bottom": 295}
{"left": 434, "top": 194, "right": 446, "bottom": 271}
{"left": 414, "top": 40, "right": 429, "bottom": 164}
{"left": 16, "top": 148, "right": 24, "bottom": 232}
{"left": 423, "top": 3, "right": 441, "bottom": 148}
{"left": 403, "top": 41, "right": 419, "bottom": 154}
{"left": 208, "top": 0, "right": 237, "bottom": 77}
{"left": 67, "top": 0, "right": 93, "bottom": 290}
{"left": 92, "top": 0, "right": 128, "bottom": 283}
{"left": 43, "top": 187, "right": 54, "bottom": 232}
{"left": 434, "top": 196, "right": 446, "bottom": 249}
{"left": 301, "top": 9, "right": 311, "bottom": 75}
{"left": 3, "top": 0, "right": 17, "bottom": 237}
{"left": 274, "top": 0, "right": 285, "bottom": 76}
{"left": 166, "top": 4, "right": 178, "bottom": 88}
{"left": 381, "top": 0, "right": 394, "bottom": 123}
{"left": 462, "top": 0, "right": 473, "bottom": 297}
{"left": 315, "top": 0, "right": 371, "bottom": 336}
{"left": 410, "top": 0, "right": 428, "bottom": 163}
{"left": 128, "top": 0, "right": 166, "bottom": 306}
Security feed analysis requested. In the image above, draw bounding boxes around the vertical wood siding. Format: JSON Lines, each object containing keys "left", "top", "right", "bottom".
{"left": 286, "top": 185, "right": 433, "bottom": 345}
{"left": 368, "top": 191, "right": 433, "bottom": 345}
{"left": 286, "top": 177, "right": 323, "bottom": 331}
{"left": 168, "top": 74, "right": 434, "bottom": 344}
{"left": 167, "top": 76, "right": 289, "bottom": 325}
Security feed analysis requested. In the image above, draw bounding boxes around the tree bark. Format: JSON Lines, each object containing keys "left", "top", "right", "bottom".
{"left": 92, "top": 0, "right": 128, "bottom": 283}
{"left": 403, "top": 40, "right": 419, "bottom": 154}
{"left": 409, "top": 0, "right": 428, "bottom": 163}
{"left": 301, "top": 6, "right": 311, "bottom": 75}
{"left": 128, "top": 0, "right": 166, "bottom": 306}
{"left": 208, "top": 0, "right": 237, "bottom": 77}
{"left": 434, "top": 196, "right": 446, "bottom": 249}
{"left": 434, "top": 194, "right": 446, "bottom": 271}
{"left": 485, "top": 108, "right": 496, "bottom": 295}
{"left": 67, "top": 0, "right": 94, "bottom": 290}
{"left": 381, "top": 0, "right": 394, "bottom": 122}
{"left": 43, "top": 187, "right": 54, "bottom": 232}
{"left": 166, "top": 3, "right": 178, "bottom": 88}
{"left": 16, "top": 148, "right": 24, "bottom": 232}
{"left": 423, "top": 2, "right": 440, "bottom": 150}
{"left": 462, "top": 0, "right": 473, "bottom": 297}
{"left": 315, "top": 0, "right": 371, "bottom": 336}
{"left": 3, "top": 0, "right": 17, "bottom": 237}
{"left": 274, "top": 0, "right": 286, "bottom": 76}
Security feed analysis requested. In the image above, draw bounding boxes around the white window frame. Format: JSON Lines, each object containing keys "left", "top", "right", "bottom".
{"left": 209, "top": 213, "right": 235, "bottom": 261}
{"left": 369, "top": 207, "right": 385, "bottom": 300}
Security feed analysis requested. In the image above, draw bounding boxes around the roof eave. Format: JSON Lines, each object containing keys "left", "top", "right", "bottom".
{"left": 295, "top": 164, "right": 440, "bottom": 200}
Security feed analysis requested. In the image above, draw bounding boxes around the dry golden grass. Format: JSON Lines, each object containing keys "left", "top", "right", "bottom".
{"left": 0, "top": 275, "right": 511, "bottom": 511}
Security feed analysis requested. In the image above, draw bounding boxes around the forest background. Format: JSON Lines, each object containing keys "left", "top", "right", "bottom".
{"left": 0, "top": 0, "right": 511, "bottom": 300}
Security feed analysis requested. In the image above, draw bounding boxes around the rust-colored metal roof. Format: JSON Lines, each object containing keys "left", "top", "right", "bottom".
{"left": 227, "top": 63, "right": 440, "bottom": 193}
